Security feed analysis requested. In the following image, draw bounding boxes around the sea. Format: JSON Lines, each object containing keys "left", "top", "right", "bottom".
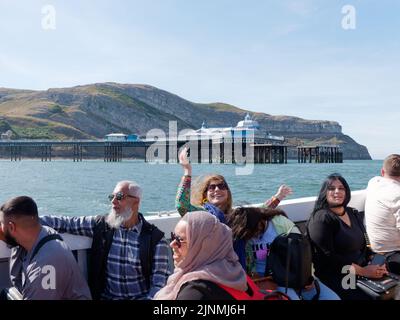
{"left": 0, "top": 159, "right": 381, "bottom": 216}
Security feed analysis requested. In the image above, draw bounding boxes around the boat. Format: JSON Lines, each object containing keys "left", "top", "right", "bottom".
{"left": 0, "top": 190, "right": 367, "bottom": 293}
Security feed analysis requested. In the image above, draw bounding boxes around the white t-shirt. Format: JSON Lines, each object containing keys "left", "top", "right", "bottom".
{"left": 248, "top": 222, "right": 278, "bottom": 275}
{"left": 365, "top": 176, "right": 400, "bottom": 252}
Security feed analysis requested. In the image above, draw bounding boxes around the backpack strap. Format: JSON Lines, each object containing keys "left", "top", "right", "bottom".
{"left": 284, "top": 236, "right": 293, "bottom": 294}
{"left": 29, "top": 234, "right": 63, "bottom": 263}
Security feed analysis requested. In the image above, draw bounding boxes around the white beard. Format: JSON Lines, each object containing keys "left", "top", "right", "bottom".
{"left": 106, "top": 206, "right": 133, "bottom": 229}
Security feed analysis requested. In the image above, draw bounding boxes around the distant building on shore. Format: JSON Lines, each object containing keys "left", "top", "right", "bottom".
{"left": 179, "top": 113, "right": 284, "bottom": 143}
{"left": 1, "top": 130, "right": 14, "bottom": 140}
{"left": 105, "top": 133, "right": 139, "bottom": 142}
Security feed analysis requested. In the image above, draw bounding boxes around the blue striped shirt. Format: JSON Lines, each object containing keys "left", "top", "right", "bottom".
{"left": 40, "top": 214, "right": 171, "bottom": 300}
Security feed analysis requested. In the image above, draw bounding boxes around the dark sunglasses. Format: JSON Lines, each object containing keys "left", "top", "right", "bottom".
{"left": 108, "top": 192, "right": 137, "bottom": 202}
{"left": 170, "top": 232, "right": 187, "bottom": 248}
{"left": 207, "top": 183, "right": 227, "bottom": 191}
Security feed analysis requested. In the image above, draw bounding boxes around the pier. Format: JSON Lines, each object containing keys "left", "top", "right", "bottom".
{"left": 145, "top": 138, "right": 288, "bottom": 164}
{"left": 0, "top": 139, "right": 290, "bottom": 164}
{"left": 253, "top": 144, "right": 288, "bottom": 164}
{"left": 0, "top": 140, "right": 148, "bottom": 162}
{"left": 297, "top": 145, "right": 343, "bottom": 163}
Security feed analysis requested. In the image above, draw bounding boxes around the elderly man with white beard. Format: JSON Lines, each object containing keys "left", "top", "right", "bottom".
{"left": 40, "top": 180, "right": 171, "bottom": 300}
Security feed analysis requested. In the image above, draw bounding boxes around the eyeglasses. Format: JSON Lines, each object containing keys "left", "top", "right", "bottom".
{"left": 207, "top": 183, "right": 227, "bottom": 191}
{"left": 108, "top": 192, "right": 137, "bottom": 202}
{"left": 170, "top": 232, "right": 187, "bottom": 248}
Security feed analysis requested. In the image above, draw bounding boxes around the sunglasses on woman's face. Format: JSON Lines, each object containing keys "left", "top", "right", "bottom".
{"left": 207, "top": 183, "right": 227, "bottom": 191}
{"left": 170, "top": 232, "right": 187, "bottom": 248}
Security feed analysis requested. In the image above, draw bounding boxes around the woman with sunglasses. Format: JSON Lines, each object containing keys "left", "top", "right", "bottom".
{"left": 154, "top": 211, "right": 248, "bottom": 300}
{"left": 175, "top": 146, "right": 292, "bottom": 268}
{"left": 307, "top": 173, "right": 389, "bottom": 300}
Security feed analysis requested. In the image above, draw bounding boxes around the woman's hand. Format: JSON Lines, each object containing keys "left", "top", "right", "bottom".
{"left": 274, "top": 185, "right": 293, "bottom": 201}
{"left": 360, "top": 264, "right": 389, "bottom": 279}
{"left": 179, "top": 146, "right": 192, "bottom": 176}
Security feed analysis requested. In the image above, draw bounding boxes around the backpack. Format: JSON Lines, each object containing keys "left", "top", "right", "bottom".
{"left": 267, "top": 227, "right": 314, "bottom": 292}
{"left": 218, "top": 275, "right": 290, "bottom": 300}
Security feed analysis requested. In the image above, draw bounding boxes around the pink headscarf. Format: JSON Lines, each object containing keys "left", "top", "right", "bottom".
{"left": 154, "top": 211, "right": 247, "bottom": 300}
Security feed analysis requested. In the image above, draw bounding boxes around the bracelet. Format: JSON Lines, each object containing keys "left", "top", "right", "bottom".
{"left": 271, "top": 196, "right": 280, "bottom": 204}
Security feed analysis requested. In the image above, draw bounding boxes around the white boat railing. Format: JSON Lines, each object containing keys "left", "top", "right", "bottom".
{"left": 0, "top": 190, "right": 367, "bottom": 290}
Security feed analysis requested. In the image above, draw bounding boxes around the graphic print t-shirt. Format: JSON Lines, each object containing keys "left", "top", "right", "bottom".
{"left": 248, "top": 222, "right": 278, "bottom": 275}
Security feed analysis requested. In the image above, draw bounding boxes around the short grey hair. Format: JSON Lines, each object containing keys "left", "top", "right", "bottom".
{"left": 116, "top": 180, "right": 142, "bottom": 199}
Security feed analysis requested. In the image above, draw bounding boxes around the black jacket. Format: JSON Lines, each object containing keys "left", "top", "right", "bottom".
{"left": 87, "top": 213, "right": 164, "bottom": 300}
{"left": 307, "top": 207, "right": 370, "bottom": 280}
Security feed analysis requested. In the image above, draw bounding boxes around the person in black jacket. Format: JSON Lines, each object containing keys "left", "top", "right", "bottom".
{"left": 154, "top": 211, "right": 248, "bottom": 300}
{"left": 307, "top": 173, "right": 388, "bottom": 300}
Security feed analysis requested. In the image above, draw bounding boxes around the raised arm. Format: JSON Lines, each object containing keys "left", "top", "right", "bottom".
{"left": 179, "top": 146, "right": 192, "bottom": 177}
{"left": 263, "top": 184, "right": 293, "bottom": 208}
{"left": 175, "top": 147, "right": 203, "bottom": 216}
{"left": 40, "top": 215, "right": 96, "bottom": 237}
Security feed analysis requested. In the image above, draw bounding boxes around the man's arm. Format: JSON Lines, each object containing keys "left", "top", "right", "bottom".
{"left": 40, "top": 215, "right": 96, "bottom": 237}
{"left": 148, "top": 238, "right": 172, "bottom": 299}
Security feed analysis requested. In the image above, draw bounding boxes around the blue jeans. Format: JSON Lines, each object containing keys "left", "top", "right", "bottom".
{"left": 278, "top": 279, "right": 340, "bottom": 300}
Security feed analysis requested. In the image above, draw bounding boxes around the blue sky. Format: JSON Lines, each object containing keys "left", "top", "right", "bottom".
{"left": 0, "top": 0, "right": 399, "bottom": 159}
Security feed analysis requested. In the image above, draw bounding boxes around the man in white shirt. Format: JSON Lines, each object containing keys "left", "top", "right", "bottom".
{"left": 365, "top": 154, "right": 400, "bottom": 258}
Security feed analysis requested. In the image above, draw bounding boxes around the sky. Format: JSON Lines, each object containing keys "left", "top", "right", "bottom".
{"left": 0, "top": 0, "right": 399, "bottom": 159}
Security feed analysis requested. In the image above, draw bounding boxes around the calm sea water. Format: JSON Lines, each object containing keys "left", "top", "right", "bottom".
{"left": 0, "top": 160, "right": 381, "bottom": 216}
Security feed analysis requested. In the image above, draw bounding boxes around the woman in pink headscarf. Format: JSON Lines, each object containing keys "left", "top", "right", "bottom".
{"left": 154, "top": 211, "right": 247, "bottom": 300}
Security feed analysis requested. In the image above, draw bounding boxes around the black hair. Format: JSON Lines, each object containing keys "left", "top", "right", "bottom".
{"left": 311, "top": 173, "right": 351, "bottom": 216}
{"left": 0, "top": 196, "right": 39, "bottom": 220}
{"left": 227, "top": 206, "right": 287, "bottom": 241}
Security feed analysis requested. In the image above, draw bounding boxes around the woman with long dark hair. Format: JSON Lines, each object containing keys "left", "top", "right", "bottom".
{"left": 307, "top": 173, "right": 388, "bottom": 300}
